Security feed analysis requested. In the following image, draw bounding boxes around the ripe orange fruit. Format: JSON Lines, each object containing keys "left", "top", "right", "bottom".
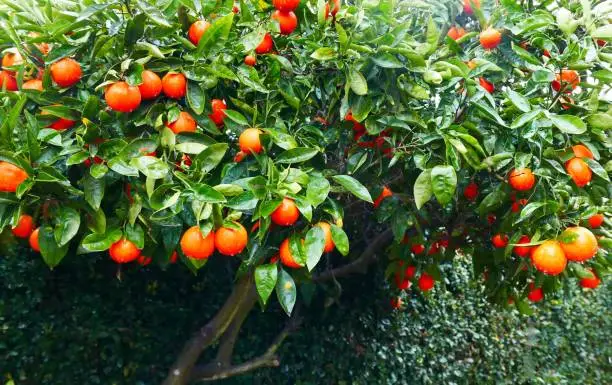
{"left": 162, "top": 73, "right": 186, "bottom": 99}
{"left": 0, "top": 70, "right": 17, "bottom": 91}
{"left": 105, "top": 81, "right": 141, "bottom": 113}
{"left": 50, "top": 58, "right": 82, "bottom": 88}
{"left": 214, "top": 222, "right": 248, "bottom": 256}
{"left": 418, "top": 272, "right": 435, "bottom": 291}
{"left": 390, "top": 297, "right": 403, "bottom": 309}
{"left": 565, "top": 158, "right": 591, "bottom": 187}
{"left": 527, "top": 283, "right": 544, "bottom": 302}
{"left": 209, "top": 98, "right": 227, "bottom": 126}
{"left": 513, "top": 235, "right": 532, "bottom": 257}
{"left": 188, "top": 20, "right": 211, "bottom": 45}
{"left": 492, "top": 234, "right": 508, "bottom": 248}
{"left": 479, "top": 77, "right": 494, "bottom": 93}
{"left": 138, "top": 70, "right": 162, "bottom": 100}
{"left": 239, "top": 128, "right": 263, "bottom": 154}
{"left": 559, "top": 226, "right": 598, "bottom": 262}
{"left": 273, "top": 0, "right": 300, "bottom": 12}
{"left": 109, "top": 238, "right": 141, "bottom": 263}
{"left": 12, "top": 214, "right": 35, "bottom": 238}
{"left": 137, "top": 255, "right": 152, "bottom": 266}
{"left": 2, "top": 51, "right": 23, "bottom": 71}
{"left": 271, "top": 197, "right": 300, "bottom": 226}
{"left": 272, "top": 10, "right": 298, "bottom": 35}
{"left": 580, "top": 270, "right": 601, "bottom": 289}
{"left": 330, "top": 0, "right": 340, "bottom": 16}
{"left": 22, "top": 79, "right": 43, "bottom": 91}
{"left": 531, "top": 240, "right": 567, "bottom": 275}
{"left": 479, "top": 27, "right": 502, "bottom": 50}
{"left": 244, "top": 55, "right": 256, "bottom": 66}
{"left": 316, "top": 222, "right": 335, "bottom": 253}
{"left": 255, "top": 33, "right": 274, "bottom": 54}
{"left": 234, "top": 151, "right": 247, "bottom": 162}
{"left": 373, "top": 186, "right": 393, "bottom": 208}
{"left": 180, "top": 226, "right": 215, "bottom": 259}
{"left": 463, "top": 0, "right": 480, "bottom": 14}
{"left": 167, "top": 111, "right": 196, "bottom": 134}
{"left": 571, "top": 144, "right": 594, "bottom": 159}
{"left": 411, "top": 244, "right": 425, "bottom": 254}
{"left": 551, "top": 69, "right": 580, "bottom": 92}
{"left": 395, "top": 262, "right": 416, "bottom": 290}
{"left": 588, "top": 214, "right": 604, "bottom": 229}
{"left": 279, "top": 238, "right": 302, "bottom": 268}
{"left": 0, "top": 161, "right": 28, "bottom": 192}
{"left": 344, "top": 110, "right": 365, "bottom": 132}
{"left": 508, "top": 168, "right": 535, "bottom": 191}
{"left": 29, "top": 227, "right": 40, "bottom": 252}
{"left": 447, "top": 26, "right": 466, "bottom": 41}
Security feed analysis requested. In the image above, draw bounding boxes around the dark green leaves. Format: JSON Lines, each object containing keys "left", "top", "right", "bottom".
{"left": 430, "top": 165, "right": 457, "bottom": 206}
{"left": 330, "top": 224, "right": 349, "bottom": 256}
{"left": 348, "top": 70, "right": 368, "bottom": 95}
{"left": 332, "top": 175, "right": 373, "bottom": 203}
{"left": 276, "top": 269, "right": 297, "bottom": 316}
{"left": 195, "top": 143, "right": 228, "bottom": 173}
{"left": 187, "top": 82, "right": 205, "bottom": 115}
{"left": 80, "top": 228, "right": 122, "bottom": 252}
{"left": 54, "top": 207, "right": 80, "bottom": 247}
{"left": 39, "top": 226, "right": 69, "bottom": 269}
{"left": 506, "top": 90, "right": 531, "bottom": 112}
{"left": 137, "top": 0, "right": 172, "bottom": 27}
{"left": 276, "top": 148, "right": 318, "bottom": 164}
{"left": 306, "top": 176, "right": 330, "bottom": 207}
{"left": 255, "top": 264, "right": 278, "bottom": 306}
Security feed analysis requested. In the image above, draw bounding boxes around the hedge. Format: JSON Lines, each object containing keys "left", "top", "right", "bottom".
{"left": 1, "top": 245, "right": 609, "bottom": 384}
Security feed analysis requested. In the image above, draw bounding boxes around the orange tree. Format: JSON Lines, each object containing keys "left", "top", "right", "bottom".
{"left": 0, "top": 0, "right": 610, "bottom": 383}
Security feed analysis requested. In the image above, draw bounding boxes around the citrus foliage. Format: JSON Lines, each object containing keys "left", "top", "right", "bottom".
{"left": 0, "top": 0, "right": 610, "bottom": 318}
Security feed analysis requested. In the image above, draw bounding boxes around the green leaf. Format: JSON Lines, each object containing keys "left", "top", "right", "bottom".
{"left": 348, "top": 69, "right": 368, "bottom": 95}
{"left": 585, "top": 159, "right": 610, "bottom": 181}
{"left": 506, "top": 90, "right": 531, "bottom": 113}
{"left": 425, "top": 15, "right": 440, "bottom": 55}
{"left": 306, "top": 176, "right": 330, "bottom": 207}
{"left": 549, "top": 114, "right": 587, "bottom": 134}
{"left": 430, "top": 165, "right": 457, "bottom": 206}
{"left": 192, "top": 184, "right": 227, "bottom": 203}
{"left": 124, "top": 13, "right": 146, "bottom": 47}
{"left": 223, "top": 110, "right": 248, "bottom": 125}
{"left": 371, "top": 53, "right": 403, "bottom": 68}
{"left": 592, "top": 24, "right": 612, "bottom": 40}
{"left": 83, "top": 173, "right": 104, "bottom": 210}
{"left": 39, "top": 226, "right": 69, "bottom": 268}
{"left": 332, "top": 175, "right": 373, "bottom": 203}
{"left": 255, "top": 264, "right": 278, "bottom": 306}
{"left": 587, "top": 113, "right": 612, "bottom": 129}
{"left": 305, "top": 226, "right": 326, "bottom": 271}
{"left": 311, "top": 47, "right": 336, "bottom": 61}
{"left": 54, "top": 207, "right": 80, "bottom": 247}
{"left": 276, "top": 148, "right": 318, "bottom": 164}
{"left": 276, "top": 269, "right": 297, "bottom": 316}
{"left": 478, "top": 189, "right": 507, "bottom": 216}
{"left": 196, "top": 13, "right": 234, "bottom": 56}
{"left": 195, "top": 143, "right": 228, "bottom": 173}
{"left": 137, "top": 0, "right": 172, "bottom": 27}
{"left": 414, "top": 169, "right": 433, "bottom": 210}
{"left": 330, "top": 224, "right": 349, "bottom": 256}
{"left": 131, "top": 156, "right": 169, "bottom": 179}
{"left": 511, "top": 109, "right": 542, "bottom": 129}
{"left": 187, "top": 81, "right": 205, "bottom": 115}
{"left": 125, "top": 223, "right": 145, "bottom": 249}
{"left": 80, "top": 228, "right": 123, "bottom": 252}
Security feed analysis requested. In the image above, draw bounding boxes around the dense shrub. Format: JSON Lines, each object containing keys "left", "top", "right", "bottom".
{"left": 2, "top": 247, "right": 609, "bottom": 384}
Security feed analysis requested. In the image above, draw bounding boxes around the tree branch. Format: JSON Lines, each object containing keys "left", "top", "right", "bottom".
{"left": 161, "top": 276, "right": 255, "bottom": 385}
{"left": 313, "top": 229, "right": 394, "bottom": 282}
{"left": 189, "top": 315, "right": 302, "bottom": 383}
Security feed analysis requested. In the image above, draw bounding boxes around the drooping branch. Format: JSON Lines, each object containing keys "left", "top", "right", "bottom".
{"left": 189, "top": 313, "right": 302, "bottom": 382}
{"left": 161, "top": 276, "right": 255, "bottom": 385}
{"left": 313, "top": 229, "right": 394, "bottom": 282}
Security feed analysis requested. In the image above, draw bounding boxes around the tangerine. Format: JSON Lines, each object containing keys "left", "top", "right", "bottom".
{"left": 162, "top": 73, "right": 186, "bottom": 99}
{"left": 239, "top": 128, "right": 263, "bottom": 154}
{"left": 527, "top": 283, "right": 544, "bottom": 302}
{"left": 0, "top": 161, "right": 28, "bottom": 192}
{"left": 531, "top": 240, "right": 567, "bottom": 275}
{"left": 109, "top": 238, "right": 141, "bottom": 263}
{"left": 552, "top": 69, "right": 580, "bottom": 92}
{"left": 479, "top": 27, "right": 502, "bottom": 50}
{"left": 588, "top": 214, "right": 604, "bottom": 229}
{"left": 571, "top": 144, "right": 594, "bottom": 159}
{"left": 105, "top": 81, "right": 142, "bottom": 113}
{"left": 138, "top": 70, "right": 162, "bottom": 100}
{"left": 565, "top": 158, "right": 591, "bottom": 187}
{"left": 244, "top": 55, "right": 256, "bottom": 66}
{"left": 214, "top": 222, "right": 248, "bottom": 256}
{"left": 279, "top": 238, "right": 302, "bottom": 268}
{"left": 580, "top": 270, "right": 601, "bottom": 289}
{"left": 492, "top": 234, "right": 508, "bottom": 248}
{"left": 188, "top": 20, "right": 211, "bottom": 45}
{"left": 255, "top": 33, "right": 274, "bottom": 54}
{"left": 463, "top": 0, "right": 480, "bottom": 14}
{"left": 508, "top": 168, "right": 535, "bottom": 191}
{"left": 2, "top": 51, "right": 23, "bottom": 71}
{"left": 418, "top": 273, "right": 435, "bottom": 291}
{"left": 22, "top": 79, "right": 43, "bottom": 91}
{"left": 559, "top": 226, "right": 598, "bottom": 262}
{"left": 167, "top": 111, "right": 197, "bottom": 134}
{"left": 513, "top": 235, "right": 532, "bottom": 257}
{"left": 11, "top": 214, "right": 35, "bottom": 239}
{"left": 272, "top": 10, "right": 298, "bottom": 35}
{"left": 0, "top": 70, "right": 17, "bottom": 91}
{"left": 180, "top": 226, "right": 215, "bottom": 259}
{"left": 209, "top": 98, "right": 227, "bottom": 126}
{"left": 271, "top": 198, "right": 300, "bottom": 226}
{"left": 316, "top": 222, "right": 335, "bottom": 253}
{"left": 29, "top": 227, "right": 40, "bottom": 252}
{"left": 50, "top": 58, "right": 81, "bottom": 88}
{"left": 447, "top": 26, "right": 466, "bottom": 41}
{"left": 273, "top": 0, "right": 300, "bottom": 12}
{"left": 479, "top": 77, "right": 494, "bottom": 93}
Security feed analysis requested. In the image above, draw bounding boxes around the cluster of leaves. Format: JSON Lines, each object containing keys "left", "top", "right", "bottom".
{"left": 0, "top": 0, "right": 610, "bottom": 317}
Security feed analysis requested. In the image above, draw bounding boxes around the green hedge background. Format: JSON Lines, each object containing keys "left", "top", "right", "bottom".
{"left": 1, "top": 244, "right": 610, "bottom": 385}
